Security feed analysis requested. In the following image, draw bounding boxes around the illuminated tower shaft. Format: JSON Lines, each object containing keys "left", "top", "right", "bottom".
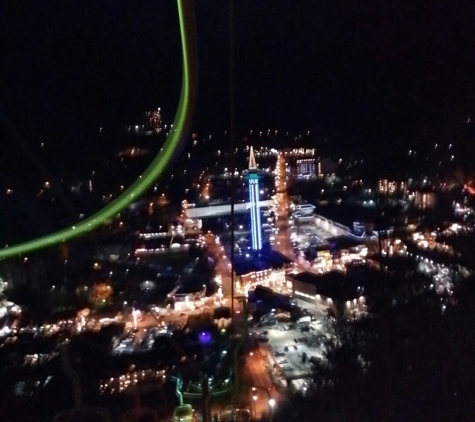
{"left": 248, "top": 147, "right": 262, "bottom": 250}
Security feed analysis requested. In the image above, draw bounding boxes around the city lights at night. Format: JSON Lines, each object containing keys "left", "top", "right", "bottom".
{"left": 1, "top": 0, "right": 475, "bottom": 421}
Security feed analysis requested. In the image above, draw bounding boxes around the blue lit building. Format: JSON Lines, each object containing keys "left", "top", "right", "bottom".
{"left": 232, "top": 148, "right": 291, "bottom": 295}
{"left": 248, "top": 146, "right": 262, "bottom": 250}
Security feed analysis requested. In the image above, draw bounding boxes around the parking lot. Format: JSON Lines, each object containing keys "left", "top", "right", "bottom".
{"left": 290, "top": 212, "right": 348, "bottom": 245}
{"left": 290, "top": 220, "right": 329, "bottom": 250}
{"left": 253, "top": 320, "right": 328, "bottom": 379}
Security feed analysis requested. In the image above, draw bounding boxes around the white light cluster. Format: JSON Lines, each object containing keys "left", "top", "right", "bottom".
{"left": 135, "top": 244, "right": 191, "bottom": 255}
{"left": 139, "top": 232, "right": 168, "bottom": 239}
{"left": 100, "top": 369, "right": 166, "bottom": 395}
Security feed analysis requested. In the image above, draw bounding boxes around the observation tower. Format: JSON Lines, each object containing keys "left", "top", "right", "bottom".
{"left": 248, "top": 146, "right": 262, "bottom": 250}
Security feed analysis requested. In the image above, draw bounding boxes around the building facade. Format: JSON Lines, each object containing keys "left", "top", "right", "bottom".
{"left": 413, "top": 191, "right": 436, "bottom": 210}
{"left": 296, "top": 159, "right": 316, "bottom": 177}
{"left": 378, "top": 179, "right": 408, "bottom": 195}
{"left": 235, "top": 267, "right": 288, "bottom": 296}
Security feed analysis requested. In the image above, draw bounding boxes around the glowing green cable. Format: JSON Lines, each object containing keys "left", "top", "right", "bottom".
{"left": 0, "top": 0, "right": 197, "bottom": 260}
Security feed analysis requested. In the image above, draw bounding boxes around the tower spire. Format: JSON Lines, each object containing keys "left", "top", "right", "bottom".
{"left": 248, "top": 146, "right": 257, "bottom": 171}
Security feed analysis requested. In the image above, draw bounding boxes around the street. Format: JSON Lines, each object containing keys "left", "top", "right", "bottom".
{"left": 273, "top": 153, "right": 308, "bottom": 274}
{"left": 246, "top": 347, "right": 281, "bottom": 420}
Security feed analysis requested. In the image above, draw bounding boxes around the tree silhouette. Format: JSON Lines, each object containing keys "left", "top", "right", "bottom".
{"left": 270, "top": 272, "right": 475, "bottom": 422}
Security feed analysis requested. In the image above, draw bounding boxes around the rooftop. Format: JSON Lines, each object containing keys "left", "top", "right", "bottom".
{"left": 326, "top": 235, "right": 364, "bottom": 250}
{"left": 290, "top": 271, "right": 360, "bottom": 301}
{"left": 233, "top": 251, "right": 291, "bottom": 276}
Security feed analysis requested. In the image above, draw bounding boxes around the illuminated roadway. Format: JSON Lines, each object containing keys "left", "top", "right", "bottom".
{"left": 246, "top": 348, "right": 282, "bottom": 419}
{"left": 0, "top": 0, "right": 197, "bottom": 260}
{"left": 273, "top": 152, "right": 308, "bottom": 273}
{"left": 203, "top": 234, "right": 233, "bottom": 299}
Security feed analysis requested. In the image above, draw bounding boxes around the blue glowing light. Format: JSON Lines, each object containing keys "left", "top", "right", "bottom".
{"left": 199, "top": 332, "right": 212, "bottom": 344}
{"left": 248, "top": 175, "right": 262, "bottom": 250}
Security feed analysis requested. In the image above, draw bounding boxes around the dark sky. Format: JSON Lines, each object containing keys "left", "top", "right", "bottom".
{"left": 2, "top": 0, "right": 475, "bottom": 154}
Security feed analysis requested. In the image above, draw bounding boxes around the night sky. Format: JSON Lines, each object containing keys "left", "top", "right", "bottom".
{"left": 2, "top": 0, "right": 475, "bottom": 161}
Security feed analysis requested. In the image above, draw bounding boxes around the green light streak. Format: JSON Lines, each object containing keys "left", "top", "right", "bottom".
{"left": 0, "top": 0, "right": 197, "bottom": 260}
